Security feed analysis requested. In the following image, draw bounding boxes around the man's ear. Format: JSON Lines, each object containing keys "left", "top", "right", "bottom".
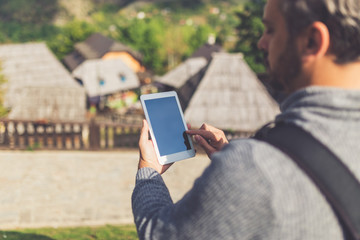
{"left": 300, "top": 21, "right": 330, "bottom": 61}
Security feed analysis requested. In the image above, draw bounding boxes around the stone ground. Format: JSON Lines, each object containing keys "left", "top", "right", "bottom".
{"left": 0, "top": 150, "right": 210, "bottom": 229}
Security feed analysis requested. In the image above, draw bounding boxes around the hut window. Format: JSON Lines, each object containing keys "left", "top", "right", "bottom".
{"left": 119, "top": 74, "right": 126, "bottom": 82}
{"left": 75, "top": 77, "right": 83, "bottom": 86}
{"left": 99, "top": 78, "right": 105, "bottom": 86}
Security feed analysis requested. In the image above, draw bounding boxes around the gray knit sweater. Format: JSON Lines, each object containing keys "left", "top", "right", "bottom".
{"left": 132, "top": 86, "right": 360, "bottom": 239}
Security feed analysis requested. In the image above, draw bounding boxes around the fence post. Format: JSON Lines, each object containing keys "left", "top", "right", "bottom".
{"left": 89, "top": 119, "right": 100, "bottom": 150}
{"left": 70, "top": 124, "right": 75, "bottom": 149}
{"left": 3, "top": 121, "right": 9, "bottom": 146}
{"left": 104, "top": 125, "right": 109, "bottom": 148}
{"left": 13, "top": 122, "right": 19, "bottom": 147}
{"left": 79, "top": 124, "right": 84, "bottom": 149}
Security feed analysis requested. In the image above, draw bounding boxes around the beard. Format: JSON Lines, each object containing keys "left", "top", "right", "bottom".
{"left": 263, "top": 40, "right": 302, "bottom": 103}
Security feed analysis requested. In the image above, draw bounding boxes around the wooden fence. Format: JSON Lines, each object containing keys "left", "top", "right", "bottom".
{"left": 0, "top": 119, "right": 141, "bottom": 150}
{"left": 0, "top": 119, "right": 254, "bottom": 151}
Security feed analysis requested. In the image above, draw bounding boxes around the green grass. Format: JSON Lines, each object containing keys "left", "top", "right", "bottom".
{"left": 0, "top": 224, "right": 138, "bottom": 240}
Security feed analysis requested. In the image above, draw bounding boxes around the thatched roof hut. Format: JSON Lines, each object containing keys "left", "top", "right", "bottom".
{"left": 64, "top": 33, "right": 143, "bottom": 71}
{"left": 155, "top": 57, "right": 207, "bottom": 111}
{"left": 185, "top": 52, "right": 279, "bottom": 133}
{"left": 156, "top": 57, "right": 207, "bottom": 89}
{"left": 72, "top": 58, "right": 140, "bottom": 98}
{"left": 64, "top": 33, "right": 143, "bottom": 72}
{"left": 155, "top": 43, "right": 224, "bottom": 111}
{"left": 0, "top": 42, "right": 86, "bottom": 121}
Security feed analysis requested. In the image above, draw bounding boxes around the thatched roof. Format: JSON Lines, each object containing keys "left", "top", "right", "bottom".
{"left": 155, "top": 43, "right": 224, "bottom": 89}
{"left": 190, "top": 43, "right": 224, "bottom": 62}
{"left": 185, "top": 52, "right": 279, "bottom": 132}
{"left": 7, "top": 86, "right": 85, "bottom": 122}
{"left": 155, "top": 57, "right": 207, "bottom": 88}
{"left": 63, "top": 33, "right": 143, "bottom": 71}
{"left": 0, "top": 42, "right": 86, "bottom": 121}
{"left": 72, "top": 58, "right": 140, "bottom": 97}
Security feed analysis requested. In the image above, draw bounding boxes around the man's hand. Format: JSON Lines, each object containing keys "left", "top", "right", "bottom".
{"left": 138, "top": 119, "right": 173, "bottom": 174}
{"left": 186, "top": 123, "right": 229, "bottom": 158}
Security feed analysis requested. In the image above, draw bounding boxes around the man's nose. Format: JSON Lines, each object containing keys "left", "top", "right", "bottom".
{"left": 257, "top": 35, "right": 266, "bottom": 50}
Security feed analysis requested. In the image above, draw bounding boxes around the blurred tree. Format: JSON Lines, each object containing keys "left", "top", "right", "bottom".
{"left": 233, "top": 0, "right": 266, "bottom": 73}
{"left": 0, "top": 22, "right": 58, "bottom": 43}
{"left": 0, "top": 0, "right": 246, "bottom": 75}
{"left": 47, "top": 20, "right": 95, "bottom": 60}
{"left": 164, "top": 25, "right": 190, "bottom": 69}
{"left": 117, "top": 16, "right": 214, "bottom": 74}
{"left": 0, "top": 0, "right": 59, "bottom": 24}
{"left": 117, "top": 18, "right": 165, "bottom": 73}
{"left": 186, "top": 25, "right": 213, "bottom": 54}
{"left": 156, "top": 0, "right": 203, "bottom": 11}
{"left": 214, "top": 11, "right": 239, "bottom": 46}
{"left": 0, "top": 0, "right": 60, "bottom": 44}
{"left": 180, "top": 0, "right": 203, "bottom": 8}
{"left": 93, "top": 0, "right": 135, "bottom": 9}
{"left": 138, "top": 19, "right": 165, "bottom": 73}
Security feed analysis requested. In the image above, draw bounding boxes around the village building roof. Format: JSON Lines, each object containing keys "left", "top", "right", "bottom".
{"left": 190, "top": 43, "right": 224, "bottom": 62}
{"left": 72, "top": 58, "right": 140, "bottom": 98}
{"left": 155, "top": 57, "right": 207, "bottom": 89}
{"left": 154, "top": 43, "right": 225, "bottom": 111}
{"left": 63, "top": 33, "right": 143, "bottom": 72}
{"left": 184, "top": 52, "right": 279, "bottom": 132}
{"left": 0, "top": 42, "right": 86, "bottom": 122}
{"left": 156, "top": 43, "right": 224, "bottom": 89}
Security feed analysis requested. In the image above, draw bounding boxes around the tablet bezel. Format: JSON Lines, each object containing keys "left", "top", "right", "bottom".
{"left": 140, "top": 91, "right": 195, "bottom": 165}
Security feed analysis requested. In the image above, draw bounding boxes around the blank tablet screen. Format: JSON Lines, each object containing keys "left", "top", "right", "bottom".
{"left": 144, "top": 96, "right": 191, "bottom": 156}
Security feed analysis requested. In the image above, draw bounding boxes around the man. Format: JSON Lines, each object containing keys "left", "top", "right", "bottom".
{"left": 132, "top": 0, "right": 360, "bottom": 239}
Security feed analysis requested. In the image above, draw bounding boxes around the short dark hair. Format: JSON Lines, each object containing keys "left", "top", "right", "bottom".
{"left": 279, "top": 0, "right": 360, "bottom": 64}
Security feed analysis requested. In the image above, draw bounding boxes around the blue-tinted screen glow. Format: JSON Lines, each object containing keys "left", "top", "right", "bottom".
{"left": 145, "top": 97, "right": 191, "bottom": 156}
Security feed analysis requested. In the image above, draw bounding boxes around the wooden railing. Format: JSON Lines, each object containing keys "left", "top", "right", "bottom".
{"left": 0, "top": 119, "right": 141, "bottom": 150}
{"left": 0, "top": 119, "right": 253, "bottom": 151}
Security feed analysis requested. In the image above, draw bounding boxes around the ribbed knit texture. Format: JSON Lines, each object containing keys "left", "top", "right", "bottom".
{"left": 132, "top": 86, "right": 360, "bottom": 239}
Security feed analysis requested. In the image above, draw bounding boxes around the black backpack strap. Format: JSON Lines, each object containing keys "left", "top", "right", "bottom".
{"left": 254, "top": 123, "right": 360, "bottom": 240}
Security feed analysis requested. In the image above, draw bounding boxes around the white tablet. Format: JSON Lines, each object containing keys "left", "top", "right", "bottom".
{"left": 140, "top": 91, "right": 196, "bottom": 165}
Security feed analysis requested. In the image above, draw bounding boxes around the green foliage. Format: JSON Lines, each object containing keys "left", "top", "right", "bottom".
{"left": 0, "top": 0, "right": 60, "bottom": 44}
{"left": 116, "top": 17, "right": 166, "bottom": 73}
{"left": 0, "top": 224, "right": 138, "bottom": 240}
{"left": 0, "top": 22, "right": 59, "bottom": 43}
{"left": 140, "top": 19, "right": 165, "bottom": 73}
{"left": 112, "top": 12, "right": 212, "bottom": 73}
{"left": 233, "top": 0, "right": 266, "bottom": 73}
{"left": 0, "top": 0, "right": 265, "bottom": 75}
{"left": 0, "top": 0, "right": 59, "bottom": 24}
{"left": 96, "top": 0, "right": 134, "bottom": 12}
{"left": 156, "top": 0, "right": 204, "bottom": 11}
{"left": 186, "top": 25, "right": 213, "bottom": 55}
{"left": 47, "top": 20, "right": 96, "bottom": 60}
{"left": 181, "top": 0, "right": 203, "bottom": 8}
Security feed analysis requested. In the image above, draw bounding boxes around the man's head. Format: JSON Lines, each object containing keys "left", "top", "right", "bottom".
{"left": 258, "top": 0, "right": 360, "bottom": 94}
{"left": 279, "top": 0, "right": 360, "bottom": 64}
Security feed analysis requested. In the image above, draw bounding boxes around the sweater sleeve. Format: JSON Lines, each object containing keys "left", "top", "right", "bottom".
{"left": 131, "top": 140, "right": 275, "bottom": 240}
{"left": 132, "top": 167, "right": 175, "bottom": 239}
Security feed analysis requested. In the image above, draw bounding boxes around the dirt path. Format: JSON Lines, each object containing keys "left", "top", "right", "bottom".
{"left": 0, "top": 150, "right": 210, "bottom": 229}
